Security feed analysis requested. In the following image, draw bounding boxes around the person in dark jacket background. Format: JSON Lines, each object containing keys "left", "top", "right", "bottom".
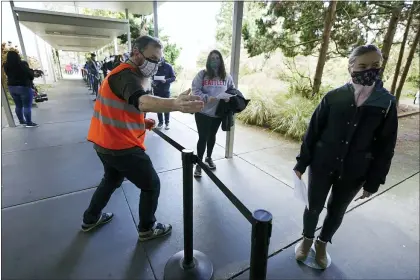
{"left": 294, "top": 44, "right": 398, "bottom": 269}
{"left": 152, "top": 58, "right": 176, "bottom": 130}
{"left": 4, "top": 51, "right": 38, "bottom": 127}
{"left": 89, "top": 53, "right": 100, "bottom": 98}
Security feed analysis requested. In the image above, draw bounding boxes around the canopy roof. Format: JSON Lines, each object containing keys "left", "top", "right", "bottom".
{"left": 14, "top": 7, "right": 129, "bottom": 52}
{"left": 73, "top": 2, "right": 164, "bottom": 15}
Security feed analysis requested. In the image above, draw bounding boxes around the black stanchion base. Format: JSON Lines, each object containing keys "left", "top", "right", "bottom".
{"left": 163, "top": 250, "right": 214, "bottom": 280}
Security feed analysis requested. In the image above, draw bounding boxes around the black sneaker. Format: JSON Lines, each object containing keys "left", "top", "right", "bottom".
{"left": 205, "top": 157, "right": 216, "bottom": 169}
{"left": 81, "top": 213, "right": 114, "bottom": 232}
{"left": 25, "top": 122, "right": 39, "bottom": 128}
{"left": 157, "top": 123, "right": 164, "bottom": 129}
{"left": 194, "top": 165, "right": 202, "bottom": 178}
{"left": 138, "top": 222, "right": 172, "bottom": 242}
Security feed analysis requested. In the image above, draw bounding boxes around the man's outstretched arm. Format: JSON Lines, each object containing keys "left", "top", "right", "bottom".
{"left": 108, "top": 70, "right": 203, "bottom": 114}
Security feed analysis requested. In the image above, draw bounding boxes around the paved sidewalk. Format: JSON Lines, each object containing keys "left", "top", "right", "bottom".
{"left": 1, "top": 78, "right": 418, "bottom": 279}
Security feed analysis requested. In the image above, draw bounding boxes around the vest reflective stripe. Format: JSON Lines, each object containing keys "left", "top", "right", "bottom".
{"left": 96, "top": 94, "right": 140, "bottom": 114}
{"left": 92, "top": 111, "right": 145, "bottom": 130}
{"left": 87, "top": 62, "right": 147, "bottom": 151}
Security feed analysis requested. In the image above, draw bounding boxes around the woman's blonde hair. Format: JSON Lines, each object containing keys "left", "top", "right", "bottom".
{"left": 348, "top": 44, "right": 383, "bottom": 69}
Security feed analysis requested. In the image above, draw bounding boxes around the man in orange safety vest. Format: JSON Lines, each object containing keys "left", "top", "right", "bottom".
{"left": 82, "top": 35, "right": 203, "bottom": 242}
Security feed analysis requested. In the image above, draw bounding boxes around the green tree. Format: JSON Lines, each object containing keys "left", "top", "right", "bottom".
{"left": 119, "top": 17, "right": 182, "bottom": 68}
{"left": 242, "top": 1, "right": 411, "bottom": 94}
{"left": 196, "top": 50, "right": 210, "bottom": 68}
{"left": 395, "top": 17, "right": 420, "bottom": 104}
{"left": 215, "top": 2, "right": 266, "bottom": 57}
{"left": 79, "top": 7, "right": 125, "bottom": 19}
{"left": 79, "top": 9, "right": 182, "bottom": 68}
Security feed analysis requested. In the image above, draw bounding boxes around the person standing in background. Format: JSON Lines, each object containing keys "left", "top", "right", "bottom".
{"left": 89, "top": 53, "right": 100, "bottom": 100}
{"left": 152, "top": 58, "right": 176, "bottom": 130}
{"left": 191, "top": 50, "right": 235, "bottom": 177}
{"left": 3, "top": 51, "right": 38, "bottom": 127}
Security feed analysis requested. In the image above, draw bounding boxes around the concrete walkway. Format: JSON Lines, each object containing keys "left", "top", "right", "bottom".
{"left": 1, "top": 78, "right": 419, "bottom": 279}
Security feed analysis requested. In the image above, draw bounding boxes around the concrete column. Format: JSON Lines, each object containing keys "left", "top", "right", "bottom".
{"left": 34, "top": 34, "right": 47, "bottom": 84}
{"left": 10, "top": 1, "right": 27, "bottom": 60}
{"left": 125, "top": 9, "right": 132, "bottom": 53}
{"left": 56, "top": 49, "right": 63, "bottom": 79}
{"left": 153, "top": 1, "right": 159, "bottom": 37}
{"left": 114, "top": 37, "right": 118, "bottom": 54}
{"left": 225, "top": 1, "right": 244, "bottom": 158}
{"left": 45, "top": 43, "right": 57, "bottom": 82}
{"left": 1, "top": 84, "right": 16, "bottom": 128}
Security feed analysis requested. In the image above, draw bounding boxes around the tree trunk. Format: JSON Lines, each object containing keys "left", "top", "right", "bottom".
{"left": 395, "top": 24, "right": 420, "bottom": 105}
{"left": 312, "top": 1, "right": 337, "bottom": 96}
{"left": 380, "top": 4, "right": 404, "bottom": 78}
{"left": 390, "top": 6, "right": 414, "bottom": 95}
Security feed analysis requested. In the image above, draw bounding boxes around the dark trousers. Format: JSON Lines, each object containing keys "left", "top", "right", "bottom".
{"left": 157, "top": 113, "right": 170, "bottom": 125}
{"left": 195, "top": 113, "right": 222, "bottom": 160}
{"left": 83, "top": 150, "right": 161, "bottom": 231}
{"left": 8, "top": 86, "right": 33, "bottom": 124}
{"left": 303, "top": 169, "right": 363, "bottom": 243}
{"left": 156, "top": 91, "right": 170, "bottom": 124}
{"left": 92, "top": 77, "right": 99, "bottom": 97}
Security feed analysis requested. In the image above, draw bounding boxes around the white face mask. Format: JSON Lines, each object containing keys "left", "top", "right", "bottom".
{"left": 138, "top": 59, "right": 159, "bottom": 77}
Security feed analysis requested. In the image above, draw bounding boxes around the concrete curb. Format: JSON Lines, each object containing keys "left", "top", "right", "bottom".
{"left": 398, "top": 110, "right": 420, "bottom": 119}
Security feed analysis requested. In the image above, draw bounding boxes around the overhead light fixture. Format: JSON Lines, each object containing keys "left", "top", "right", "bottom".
{"left": 45, "top": 31, "right": 110, "bottom": 39}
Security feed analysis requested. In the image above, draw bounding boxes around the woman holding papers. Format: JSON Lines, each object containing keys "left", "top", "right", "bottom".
{"left": 293, "top": 44, "right": 398, "bottom": 269}
{"left": 191, "top": 50, "right": 235, "bottom": 177}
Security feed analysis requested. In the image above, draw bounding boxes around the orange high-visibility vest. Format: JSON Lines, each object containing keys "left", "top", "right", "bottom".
{"left": 87, "top": 63, "right": 147, "bottom": 150}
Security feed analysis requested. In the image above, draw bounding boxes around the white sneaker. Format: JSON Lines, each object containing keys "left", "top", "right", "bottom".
{"left": 165, "top": 124, "right": 170, "bottom": 130}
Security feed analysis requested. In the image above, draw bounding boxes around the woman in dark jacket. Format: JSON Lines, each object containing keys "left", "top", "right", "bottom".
{"left": 4, "top": 51, "right": 38, "bottom": 127}
{"left": 294, "top": 44, "right": 398, "bottom": 268}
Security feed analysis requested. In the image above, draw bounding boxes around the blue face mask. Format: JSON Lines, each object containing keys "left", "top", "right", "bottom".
{"left": 351, "top": 68, "right": 380, "bottom": 86}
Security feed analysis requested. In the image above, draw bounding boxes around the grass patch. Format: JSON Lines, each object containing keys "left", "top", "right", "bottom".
{"left": 237, "top": 88, "right": 278, "bottom": 127}
{"left": 237, "top": 88, "right": 322, "bottom": 141}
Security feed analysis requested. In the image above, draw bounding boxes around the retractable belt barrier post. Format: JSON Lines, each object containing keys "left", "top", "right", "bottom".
{"left": 153, "top": 128, "right": 272, "bottom": 280}
{"left": 164, "top": 149, "right": 214, "bottom": 280}
{"left": 249, "top": 210, "right": 272, "bottom": 280}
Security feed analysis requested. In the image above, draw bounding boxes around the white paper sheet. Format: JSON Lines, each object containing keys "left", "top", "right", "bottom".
{"left": 216, "top": 92, "right": 236, "bottom": 100}
{"left": 154, "top": 76, "right": 165, "bottom": 81}
{"left": 293, "top": 171, "right": 309, "bottom": 208}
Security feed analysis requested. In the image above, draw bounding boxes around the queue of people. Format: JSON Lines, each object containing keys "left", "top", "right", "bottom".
{"left": 82, "top": 53, "right": 129, "bottom": 101}
{"left": 83, "top": 35, "right": 397, "bottom": 271}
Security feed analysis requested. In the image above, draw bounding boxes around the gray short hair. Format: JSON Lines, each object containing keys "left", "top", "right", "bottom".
{"left": 132, "top": 35, "right": 162, "bottom": 53}
{"left": 348, "top": 44, "right": 383, "bottom": 67}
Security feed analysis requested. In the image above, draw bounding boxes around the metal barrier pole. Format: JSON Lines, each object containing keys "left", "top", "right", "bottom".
{"left": 249, "top": 209, "right": 273, "bottom": 280}
{"left": 182, "top": 149, "right": 194, "bottom": 267}
{"left": 1, "top": 84, "right": 16, "bottom": 128}
{"left": 164, "top": 150, "right": 214, "bottom": 280}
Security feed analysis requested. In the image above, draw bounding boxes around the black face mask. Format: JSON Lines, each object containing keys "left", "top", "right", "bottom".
{"left": 351, "top": 68, "right": 380, "bottom": 86}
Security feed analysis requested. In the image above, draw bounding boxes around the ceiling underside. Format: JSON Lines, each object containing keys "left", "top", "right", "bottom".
{"left": 14, "top": 7, "right": 129, "bottom": 52}
{"left": 16, "top": 1, "right": 165, "bottom": 15}
{"left": 72, "top": 1, "right": 164, "bottom": 15}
